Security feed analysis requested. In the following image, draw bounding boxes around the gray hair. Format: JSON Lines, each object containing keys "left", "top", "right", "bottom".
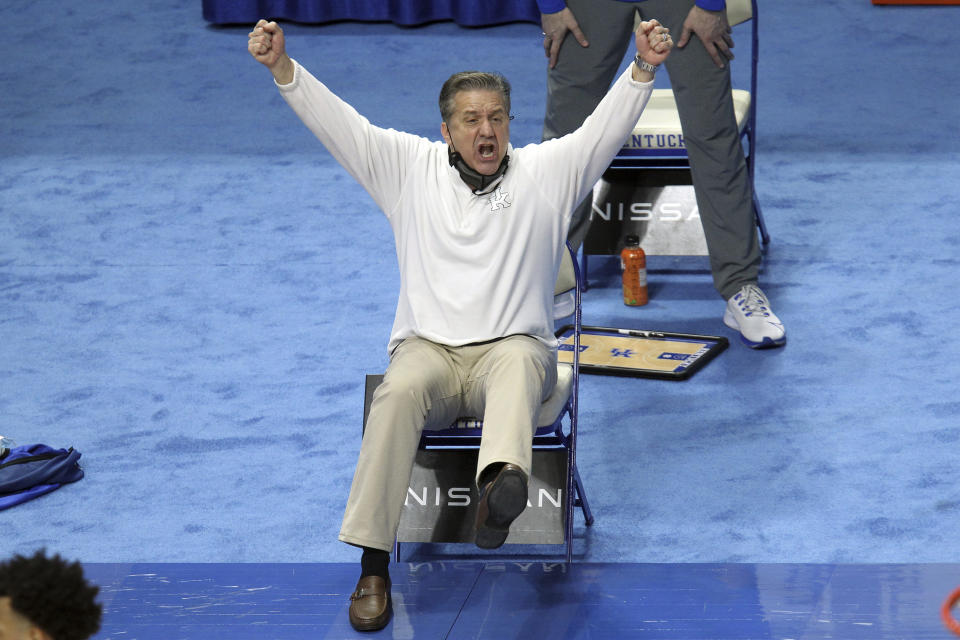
{"left": 438, "top": 71, "right": 512, "bottom": 123}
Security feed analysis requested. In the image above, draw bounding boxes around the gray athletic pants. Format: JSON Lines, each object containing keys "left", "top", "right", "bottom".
{"left": 339, "top": 335, "right": 557, "bottom": 552}
{"left": 544, "top": 0, "right": 760, "bottom": 301}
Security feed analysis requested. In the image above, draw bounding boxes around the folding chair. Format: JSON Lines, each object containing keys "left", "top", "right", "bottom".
{"left": 362, "top": 243, "right": 592, "bottom": 563}
{"left": 584, "top": 0, "right": 768, "bottom": 278}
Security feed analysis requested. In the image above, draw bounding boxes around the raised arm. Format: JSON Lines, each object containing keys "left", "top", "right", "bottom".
{"left": 245, "top": 20, "right": 429, "bottom": 216}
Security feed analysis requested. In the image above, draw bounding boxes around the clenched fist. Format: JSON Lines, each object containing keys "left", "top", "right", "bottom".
{"left": 248, "top": 20, "right": 294, "bottom": 84}
{"left": 635, "top": 19, "right": 674, "bottom": 68}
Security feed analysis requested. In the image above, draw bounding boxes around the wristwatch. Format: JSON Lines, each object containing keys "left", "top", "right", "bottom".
{"left": 634, "top": 53, "right": 658, "bottom": 75}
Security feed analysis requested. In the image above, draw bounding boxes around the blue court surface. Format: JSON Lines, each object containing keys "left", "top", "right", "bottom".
{"left": 83, "top": 562, "right": 960, "bottom": 639}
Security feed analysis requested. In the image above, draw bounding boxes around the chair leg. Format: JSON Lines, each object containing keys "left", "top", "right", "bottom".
{"left": 573, "top": 464, "right": 594, "bottom": 526}
{"left": 754, "top": 191, "right": 770, "bottom": 247}
{"left": 566, "top": 468, "right": 575, "bottom": 564}
{"left": 563, "top": 463, "right": 593, "bottom": 563}
{"left": 579, "top": 251, "right": 590, "bottom": 291}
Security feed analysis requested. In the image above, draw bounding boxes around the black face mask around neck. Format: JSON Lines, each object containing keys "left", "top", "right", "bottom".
{"left": 447, "top": 146, "right": 510, "bottom": 195}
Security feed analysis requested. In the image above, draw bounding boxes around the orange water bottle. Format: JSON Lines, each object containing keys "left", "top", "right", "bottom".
{"left": 620, "top": 234, "right": 648, "bottom": 306}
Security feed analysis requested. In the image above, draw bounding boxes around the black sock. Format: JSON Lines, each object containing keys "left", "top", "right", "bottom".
{"left": 478, "top": 462, "right": 505, "bottom": 489}
{"left": 360, "top": 547, "right": 390, "bottom": 579}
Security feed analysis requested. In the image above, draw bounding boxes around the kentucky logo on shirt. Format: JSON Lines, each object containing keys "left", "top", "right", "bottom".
{"left": 488, "top": 187, "right": 511, "bottom": 212}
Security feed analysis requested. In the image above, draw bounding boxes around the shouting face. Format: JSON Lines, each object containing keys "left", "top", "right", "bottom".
{"left": 441, "top": 89, "right": 510, "bottom": 176}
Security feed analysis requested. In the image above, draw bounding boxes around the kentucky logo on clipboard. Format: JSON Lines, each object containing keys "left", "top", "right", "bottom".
{"left": 556, "top": 325, "right": 727, "bottom": 380}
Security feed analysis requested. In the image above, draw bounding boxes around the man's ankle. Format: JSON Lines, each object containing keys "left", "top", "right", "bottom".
{"left": 360, "top": 546, "right": 390, "bottom": 579}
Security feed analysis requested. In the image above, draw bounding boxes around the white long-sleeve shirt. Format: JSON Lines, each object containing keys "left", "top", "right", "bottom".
{"left": 277, "top": 60, "right": 652, "bottom": 353}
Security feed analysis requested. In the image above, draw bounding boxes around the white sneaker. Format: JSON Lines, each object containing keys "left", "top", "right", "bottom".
{"left": 723, "top": 284, "right": 786, "bottom": 348}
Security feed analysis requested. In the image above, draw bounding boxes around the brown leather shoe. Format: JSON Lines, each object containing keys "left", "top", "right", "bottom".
{"left": 348, "top": 575, "right": 391, "bottom": 631}
{"left": 475, "top": 463, "right": 528, "bottom": 549}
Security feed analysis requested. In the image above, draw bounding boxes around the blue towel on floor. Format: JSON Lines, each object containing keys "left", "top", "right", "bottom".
{"left": 0, "top": 444, "right": 85, "bottom": 511}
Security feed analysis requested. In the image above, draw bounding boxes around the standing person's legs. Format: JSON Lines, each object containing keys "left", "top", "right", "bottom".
{"left": 642, "top": 0, "right": 783, "bottom": 347}
{"left": 543, "top": 0, "right": 636, "bottom": 251}
{"left": 640, "top": 0, "right": 759, "bottom": 300}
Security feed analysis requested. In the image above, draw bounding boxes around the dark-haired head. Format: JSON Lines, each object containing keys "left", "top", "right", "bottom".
{"left": 438, "top": 71, "right": 511, "bottom": 124}
{"left": 0, "top": 550, "right": 102, "bottom": 640}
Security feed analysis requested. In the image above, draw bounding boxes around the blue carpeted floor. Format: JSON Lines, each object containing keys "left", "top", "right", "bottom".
{"left": 2, "top": 0, "right": 959, "bottom": 568}
{"left": 81, "top": 561, "right": 960, "bottom": 639}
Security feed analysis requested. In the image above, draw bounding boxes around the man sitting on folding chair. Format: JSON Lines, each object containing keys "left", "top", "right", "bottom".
{"left": 249, "top": 18, "right": 673, "bottom": 632}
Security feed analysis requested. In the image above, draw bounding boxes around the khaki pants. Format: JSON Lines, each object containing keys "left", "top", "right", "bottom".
{"left": 339, "top": 335, "right": 557, "bottom": 551}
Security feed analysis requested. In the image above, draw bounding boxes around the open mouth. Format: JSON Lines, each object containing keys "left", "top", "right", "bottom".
{"left": 478, "top": 143, "right": 496, "bottom": 160}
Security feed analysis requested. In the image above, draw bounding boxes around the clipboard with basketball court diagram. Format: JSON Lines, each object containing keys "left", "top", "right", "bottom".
{"left": 556, "top": 325, "right": 728, "bottom": 380}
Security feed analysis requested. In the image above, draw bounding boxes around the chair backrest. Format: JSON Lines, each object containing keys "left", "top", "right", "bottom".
{"left": 554, "top": 245, "right": 577, "bottom": 296}
{"left": 726, "top": 0, "right": 753, "bottom": 27}
{"left": 553, "top": 244, "right": 579, "bottom": 321}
